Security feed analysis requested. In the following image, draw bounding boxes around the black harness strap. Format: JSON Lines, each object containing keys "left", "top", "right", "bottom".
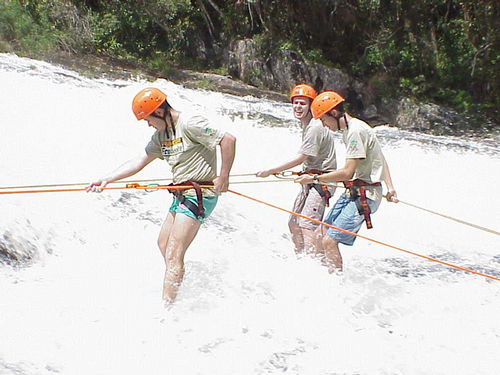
{"left": 312, "top": 184, "right": 332, "bottom": 207}
{"left": 168, "top": 181, "right": 214, "bottom": 219}
{"left": 298, "top": 169, "right": 332, "bottom": 206}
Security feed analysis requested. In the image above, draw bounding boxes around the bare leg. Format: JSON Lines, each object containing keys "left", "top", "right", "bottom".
{"left": 157, "top": 212, "right": 175, "bottom": 258}
{"left": 302, "top": 227, "right": 317, "bottom": 254}
{"left": 157, "top": 212, "right": 201, "bottom": 305}
{"left": 322, "top": 236, "right": 343, "bottom": 273}
{"left": 288, "top": 222, "right": 304, "bottom": 254}
{"left": 313, "top": 225, "right": 326, "bottom": 256}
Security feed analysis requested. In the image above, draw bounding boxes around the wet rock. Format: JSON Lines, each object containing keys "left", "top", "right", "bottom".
{"left": 179, "top": 70, "right": 287, "bottom": 102}
{"left": 0, "top": 231, "right": 38, "bottom": 266}
{"left": 394, "top": 98, "right": 468, "bottom": 135}
{"left": 224, "top": 39, "right": 349, "bottom": 95}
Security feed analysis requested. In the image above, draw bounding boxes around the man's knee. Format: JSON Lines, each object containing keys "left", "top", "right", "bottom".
{"left": 157, "top": 237, "right": 167, "bottom": 253}
{"left": 310, "top": 226, "right": 326, "bottom": 245}
{"left": 165, "top": 261, "right": 184, "bottom": 281}
{"left": 322, "top": 235, "right": 338, "bottom": 248}
{"left": 289, "top": 221, "right": 300, "bottom": 234}
{"left": 165, "top": 242, "right": 185, "bottom": 264}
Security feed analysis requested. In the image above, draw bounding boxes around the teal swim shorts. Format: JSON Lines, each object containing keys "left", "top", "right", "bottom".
{"left": 169, "top": 195, "right": 218, "bottom": 223}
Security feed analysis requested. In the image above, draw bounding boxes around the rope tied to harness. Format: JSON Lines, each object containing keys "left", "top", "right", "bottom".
{"left": 167, "top": 181, "right": 214, "bottom": 219}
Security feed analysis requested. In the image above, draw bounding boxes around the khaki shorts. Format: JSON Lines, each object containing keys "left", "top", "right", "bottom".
{"left": 288, "top": 184, "right": 336, "bottom": 231}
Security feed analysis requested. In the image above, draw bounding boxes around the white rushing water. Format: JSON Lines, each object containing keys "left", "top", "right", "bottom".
{"left": 0, "top": 53, "right": 499, "bottom": 375}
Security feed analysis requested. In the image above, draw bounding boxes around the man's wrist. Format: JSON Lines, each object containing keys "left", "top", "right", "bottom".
{"left": 312, "top": 174, "right": 319, "bottom": 184}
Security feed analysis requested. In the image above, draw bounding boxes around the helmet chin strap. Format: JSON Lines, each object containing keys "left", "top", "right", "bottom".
{"left": 329, "top": 111, "right": 347, "bottom": 131}
{"left": 342, "top": 113, "right": 348, "bottom": 129}
{"left": 150, "top": 107, "right": 176, "bottom": 138}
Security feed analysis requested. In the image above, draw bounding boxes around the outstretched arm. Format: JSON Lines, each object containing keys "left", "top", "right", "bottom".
{"left": 256, "top": 154, "right": 308, "bottom": 177}
{"left": 383, "top": 156, "right": 398, "bottom": 202}
{"left": 294, "top": 158, "right": 359, "bottom": 184}
{"left": 86, "top": 151, "right": 156, "bottom": 193}
{"left": 214, "top": 133, "right": 236, "bottom": 193}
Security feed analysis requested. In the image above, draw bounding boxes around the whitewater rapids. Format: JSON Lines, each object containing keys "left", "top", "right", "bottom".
{"left": 0, "top": 53, "right": 499, "bottom": 375}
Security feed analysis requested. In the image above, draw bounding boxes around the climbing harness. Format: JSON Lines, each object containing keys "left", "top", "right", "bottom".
{"left": 275, "top": 169, "right": 333, "bottom": 206}
{"left": 296, "top": 169, "right": 333, "bottom": 207}
{"left": 168, "top": 181, "right": 214, "bottom": 219}
{"left": 343, "top": 179, "right": 382, "bottom": 229}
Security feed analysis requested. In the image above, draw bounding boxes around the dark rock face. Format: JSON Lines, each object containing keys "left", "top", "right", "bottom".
{"left": 225, "top": 39, "right": 274, "bottom": 89}
{"left": 225, "top": 39, "right": 349, "bottom": 96}
{"left": 392, "top": 99, "right": 469, "bottom": 135}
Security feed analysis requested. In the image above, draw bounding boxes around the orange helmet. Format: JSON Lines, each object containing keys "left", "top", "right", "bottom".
{"left": 132, "top": 88, "right": 167, "bottom": 120}
{"left": 289, "top": 83, "right": 317, "bottom": 101}
{"left": 311, "top": 91, "right": 345, "bottom": 119}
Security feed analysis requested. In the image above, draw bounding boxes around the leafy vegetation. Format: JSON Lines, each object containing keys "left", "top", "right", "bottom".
{"left": 0, "top": 0, "right": 498, "bottom": 123}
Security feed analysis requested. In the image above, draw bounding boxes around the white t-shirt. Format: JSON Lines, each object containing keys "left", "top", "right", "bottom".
{"left": 299, "top": 118, "right": 336, "bottom": 172}
{"left": 145, "top": 113, "right": 225, "bottom": 196}
{"left": 343, "top": 118, "right": 385, "bottom": 201}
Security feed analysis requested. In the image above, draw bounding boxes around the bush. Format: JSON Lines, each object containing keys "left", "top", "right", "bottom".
{"left": 0, "top": 1, "right": 59, "bottom": 55}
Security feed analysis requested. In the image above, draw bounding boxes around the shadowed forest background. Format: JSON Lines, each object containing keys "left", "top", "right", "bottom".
{"left": 1, "top": 0, "right": 498, "bottom": 127}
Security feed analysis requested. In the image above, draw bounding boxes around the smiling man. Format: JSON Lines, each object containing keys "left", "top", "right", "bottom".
{"left": 86, "top": 87, "right": 236, "bottom": 305}
{"left": 294, "top": 91, "right": 397, "bottom": 272}
{"left": 256, "top": 84, "right": 337, "bottom": 254}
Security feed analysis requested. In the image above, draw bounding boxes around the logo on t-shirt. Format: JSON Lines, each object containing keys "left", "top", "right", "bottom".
{"left": 203, "top": 127, "right": 216, "bottom": 136}
{"left": 161, "top": 138, "right": 184, "bottom": 157}
{"left": 348, "top": 139, "right": 358, "bottom": 153}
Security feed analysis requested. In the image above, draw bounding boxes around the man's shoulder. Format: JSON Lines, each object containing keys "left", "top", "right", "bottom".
{"left": 180, "top": 112, "right": 209, "bottom": 126}
{"left": 304, "top": 118, "right": 329, "bottom": 135}
{"left": 349, "top": 117, "right": 372, "bottom": 131}
{"left": 306, "top": 118, "right": 324, "bottom": 129}
{"left": 347, "top": 118, "right": 373, "bottom": 137}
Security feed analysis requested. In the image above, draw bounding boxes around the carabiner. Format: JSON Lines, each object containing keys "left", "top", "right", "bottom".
{"left": 145, "top": 183, "right": 159, "bottom": 192}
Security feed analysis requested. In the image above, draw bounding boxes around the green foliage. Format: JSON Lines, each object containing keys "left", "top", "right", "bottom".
{"left": 147, "top": 51, "right": 177, "bottom": 78}
{"left": 195, "top": 77, "right": 216, "bottom": 91}
{"left": 306, "top": 48, "right": 335, "bottom": 68}
{"left": 0, "top": 1, "right": 59, "bottom": 54}
{"left": 1, "top": 0, "right": 498, "bottom": 122}
{"left": 219, "top": 2, "right": 251, "bottom": 40}
{"left": 210, "top": 66, "right": 228, "bottom": 76}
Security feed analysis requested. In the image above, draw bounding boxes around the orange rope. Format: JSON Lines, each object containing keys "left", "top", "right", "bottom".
{"left": 1, "top": 182, "right": 498, "bottom": 281}
{"left": 227, "top": 189, "right": 500, "bottom": 282}
{"left": 0, "top": 184, "right": 214, "bottom": 195}
{"left": 0, "top": 173, "right": 258, "bottom": 191}
{"left": 0, "top": 180, "right": 287, "bottom": 195}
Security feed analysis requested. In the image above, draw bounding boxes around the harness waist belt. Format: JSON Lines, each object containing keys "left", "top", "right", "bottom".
{"left": 298, "top": 169, "right": 332, "bottom": 206}
{"left": 342, "top": 179, "right": 382, "bottom": 188}
{"left": 342, "top": 179, "right": 381, "bottom": 229}
{"left": 168, "top": 181, "right": 214, "bottom": 218}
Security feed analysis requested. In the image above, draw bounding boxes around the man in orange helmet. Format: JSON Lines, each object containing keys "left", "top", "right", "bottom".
{"left": 294, "top": 91, "right": 397, "bottom": 272}
{"left": 86, "top": 87, "right": 236, "bottom": 306}
{"left": 256, "top": 84, "right": 337, "bottom": 254}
